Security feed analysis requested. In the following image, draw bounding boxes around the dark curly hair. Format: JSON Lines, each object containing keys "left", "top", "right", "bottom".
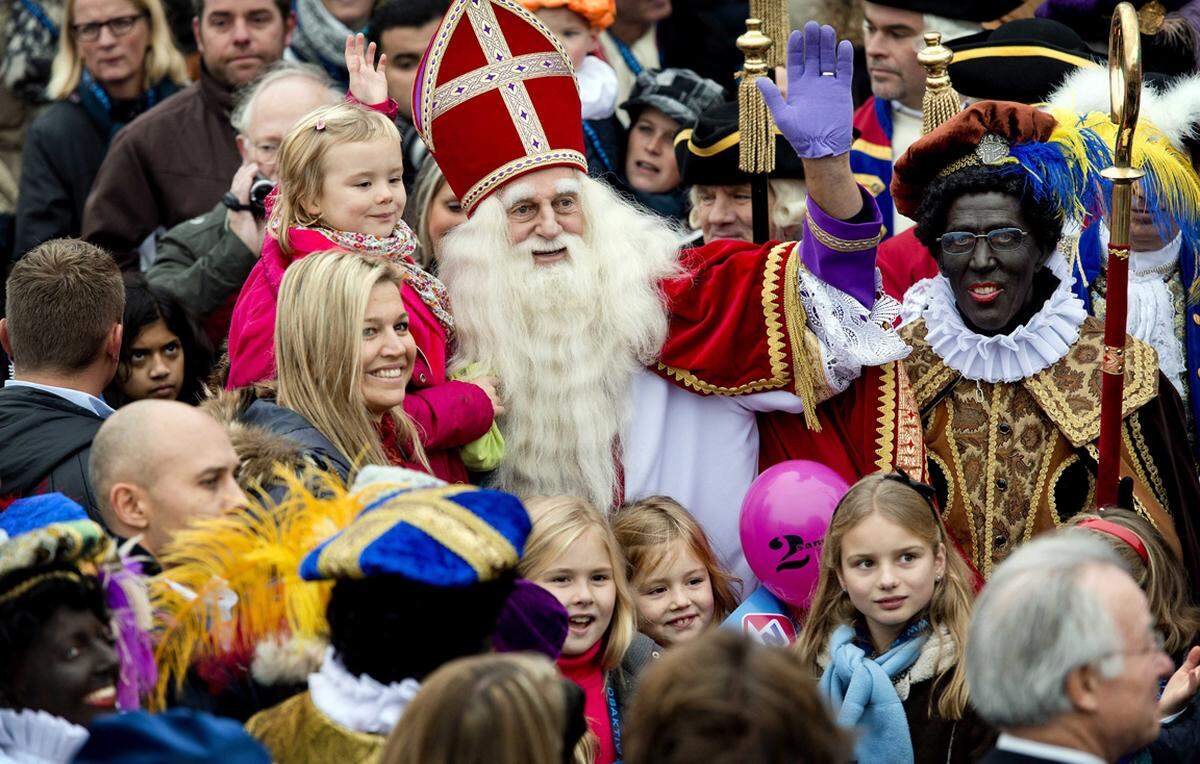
{"left": 0, "top": 564, "right": 107, "bottom": 690}
{"left": 326, "top": 572, "right": 516, "bottom": 684}
{"left": 105, "top": 274, "right": 215, "bottom": 408}
{"left": 912, "top": 166, "right": 1065, "bottom": 258}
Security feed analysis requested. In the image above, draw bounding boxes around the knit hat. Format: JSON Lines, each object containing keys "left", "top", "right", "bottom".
{"left": 491, "top": 578, "right": 569, "bottom": 659}
{"left": 621, "top": 68, "right": 726, "bottom": 129}
{"left": 517, "top": 0, "right": 615, "bottom": 29}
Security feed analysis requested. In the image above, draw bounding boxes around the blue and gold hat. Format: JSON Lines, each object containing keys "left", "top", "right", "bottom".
{"left": 299, "top": 482, "right": 532, "bottom": 586}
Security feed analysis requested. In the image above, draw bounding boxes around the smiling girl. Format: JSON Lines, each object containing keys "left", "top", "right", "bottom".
{"left": 612, "top": 496, "right": 738, "bottom": 649}
{"left": 520, "top": 496, "right": 659, "bottom": 764}
{"left": 796, "top": 472, "right": 993, "bottom": 763}
{"left": 226, "top": 35, "right": 498, "bottom": 483}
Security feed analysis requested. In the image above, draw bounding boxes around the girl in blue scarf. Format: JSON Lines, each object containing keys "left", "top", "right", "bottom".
{"left": 795, "top": 472, "right": 993, "bottom": 763}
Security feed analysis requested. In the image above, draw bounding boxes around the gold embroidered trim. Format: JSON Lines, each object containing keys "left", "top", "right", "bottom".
{"left": 806, "top": 218, "right": 884, "bottom": 253}
{"left": 431, "top": 52, "right": 573, "bottom": 120}
{"left": 894, "top": 363, "right": 927, "bottom": 478}
{"left": 1124, "top": 415, "right": 1168, "bottom": 514}
{"left": 783, "top": 248, "right": 821, "bottom": 430}
{"left": 900, "top": 322, "right": 960, "bottom": 410}
{"left": 1047, "top": 452, "right": 1080, "bottom": 527}
{"left": 927, "top": 451, "right": 955, "bottom": 518}
{"left": 460, "top": 150, "right": 589, "bottom": 212}
{"left": 1028, "top": 444, "right": 1056, "bottom": 542}
{"left": 981, "top": 384, "right": 1003, "bottom": 578}
{"left": 0, "top": 570, "right": 84, "bottom": 606}
{"left": 657, "top": 242, "right": 793, "bottom": 396}
{"left": 944, "top": 400, "right": 980, "bottom": 571}
{"left": 875, "top": 361, "right": 897, "bottom": 472}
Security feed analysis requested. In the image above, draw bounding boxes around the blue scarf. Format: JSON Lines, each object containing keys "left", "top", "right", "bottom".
{"left": 75, "top": 70, "right": 179, "bottom": 141}
{"left": 819, "top": 622, "right": 928, "bottom": 764}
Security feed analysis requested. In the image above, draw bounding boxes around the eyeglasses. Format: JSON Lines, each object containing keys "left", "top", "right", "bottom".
{"left": 72, "top": 12, "right": 147, "bottom": 42}
{"left": 936, "top": 227, "right": 1028, "bottom": 256}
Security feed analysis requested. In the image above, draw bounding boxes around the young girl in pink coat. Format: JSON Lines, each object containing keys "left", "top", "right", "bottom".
{"left": 226, "top": 36, "right": 499, "bottom": 483}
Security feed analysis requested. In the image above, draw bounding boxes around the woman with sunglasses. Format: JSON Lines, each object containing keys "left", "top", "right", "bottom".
{"left": 13, "top": 0, "right": 187, "bottom": 256}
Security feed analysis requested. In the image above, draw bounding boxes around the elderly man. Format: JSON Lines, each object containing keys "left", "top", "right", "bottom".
{"left": 89, "top": 399, "right": 246, "bottom": 563}
{"left": 82, "top": 0, "right": 294, "bottom": 268}
{"left": 416, "top": 6, "right": 917, "bottom": 584}
{"left": 675, "top": 100, "right": 807, "bottom": 245}
{"left": 851, "top": 0, "right": 1021, "bottom": 238}
{"left": 967, "top": 532, "right": 1195, "bottom": 763}
{"left": 146, "top": 62, "right": 339, "bottom": 340}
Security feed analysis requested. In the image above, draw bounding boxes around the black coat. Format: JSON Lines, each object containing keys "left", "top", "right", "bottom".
{"left": 238, "top": 398, "right": 353, "bottom": 500}
{"left": 0, "top": 385, "right": 104, "bottom": 519}
{"left": 13, "top": 99, "right": 107, "bottom": 258}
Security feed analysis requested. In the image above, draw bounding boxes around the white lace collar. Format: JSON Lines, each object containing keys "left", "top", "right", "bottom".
{"left": 912, "top": 273, "right": 1088, "bottom": 383}
{"left": 0, "top": 709, "right": 88, "bottom": 764}
{"left": 307, "top": 649, "right": 421, "bottom": 736}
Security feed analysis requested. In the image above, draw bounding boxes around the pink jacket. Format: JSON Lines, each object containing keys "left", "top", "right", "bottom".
{"left": 225, "top": 226, "right": 493, "bottom": 484}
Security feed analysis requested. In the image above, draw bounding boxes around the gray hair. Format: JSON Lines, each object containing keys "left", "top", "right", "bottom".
{"left": 967, "top": 532, "right": 1130, "bottom": 728}
{"left": 687, "top": 179, "right": 808, "bottom": 238}
{"left": 230, "top": 61, "right": 340, "bottom": 135}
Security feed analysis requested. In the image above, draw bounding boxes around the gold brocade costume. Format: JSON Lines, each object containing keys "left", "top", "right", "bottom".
{"left": 245, "top": 691, "right": 385, "bottom": 764}
{"left": 901, "top": 315, "right": 1185, "bottom": 577}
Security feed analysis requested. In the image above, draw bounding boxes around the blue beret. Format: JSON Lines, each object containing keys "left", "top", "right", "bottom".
{"left": 72, "top": 709, "right": 270, "bottom": 763}
{"left": 300, "top": 484, "right": 532, "bottom": 586}
{"left": 0, "top": 494, "right": 113, "bottom": 580}
{"left": 0, "top": 493, "right": 88, "bottom": 538}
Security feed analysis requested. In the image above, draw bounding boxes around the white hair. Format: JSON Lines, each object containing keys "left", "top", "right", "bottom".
{"left": 921, "top": 14, "right": 982, "bottom": 45}
{"left": 230, "top": 61, "right": 340, "bottom": 135}
{"left": 439, "top": 171, "right": 682, "bottom": 509}
{"left": 686, "top": 179, "right": 808, "bottom": 240}
{"left": 967, "top": 532, "right": 1130, "bottom": 728}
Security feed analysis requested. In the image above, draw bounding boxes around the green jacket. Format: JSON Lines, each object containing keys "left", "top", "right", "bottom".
{"left": 146, "top": 200, "right": 257, "bottom": 320}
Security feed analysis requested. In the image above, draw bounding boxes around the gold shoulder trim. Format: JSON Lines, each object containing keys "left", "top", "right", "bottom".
{"left": 1023, "top": 317, "right": 1159, "bottom": 448}
{"left": 898, "top": 321, "right": 959, "bottom": 411}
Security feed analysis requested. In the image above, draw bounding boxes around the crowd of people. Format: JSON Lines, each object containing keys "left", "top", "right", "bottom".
{"left": 6, "top": 0, "right": 1200, "bottom": 761}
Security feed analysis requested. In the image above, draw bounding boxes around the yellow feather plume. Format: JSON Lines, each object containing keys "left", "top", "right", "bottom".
{"left": 149, "top": 468, "right": 362, "bottom": 710}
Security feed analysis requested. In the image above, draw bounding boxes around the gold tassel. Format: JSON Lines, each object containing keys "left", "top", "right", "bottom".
{"left": 917, "top": 32, "right": 961, "bottom": 135}
{"left": 737, "top": 19, "right": 776, "bottom": 174}
{"left": 750, "top": 0, "right": 789, "bottom": 70}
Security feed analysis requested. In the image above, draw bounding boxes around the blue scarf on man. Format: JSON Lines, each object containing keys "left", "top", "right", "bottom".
{"left": 819, "top": 621, "right": 928, "bottom": 764}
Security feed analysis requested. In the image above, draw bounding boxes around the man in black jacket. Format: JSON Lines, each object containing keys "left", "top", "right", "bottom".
{"left": 0, "top": 238, "right": 124, "bottom": 519}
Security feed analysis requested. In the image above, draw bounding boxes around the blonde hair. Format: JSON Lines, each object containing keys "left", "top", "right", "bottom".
{"left": 403, "top": 158, "right": 450, "bottom": 270}
{"left": 612, "top": 496, "right": 741, "bottom": 623}
{"left": 47, "top": 0, "right": 189, "bottom": 99}
{"left": 274, "top": 249, "right": 427, "bottom": 474}
{"left": 687, "top": 179, "right": 807, "bottom": 237}
{"left": 518, "top": 496, "right": 636, "bottom": 673}
{"left": 795, "top": 473, "right": 975, "bottom": 720}
{"left": 270, "top": 102, "right": 403, "bottom": 254}
{"left": 1068, "top": 509, "right": 1200, "bottom": 657}
{"left": 383, "top": 652, "right": 592, "bottom": 764}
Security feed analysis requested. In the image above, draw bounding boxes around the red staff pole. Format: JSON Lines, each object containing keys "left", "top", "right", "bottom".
{"left": 1096, "top": 3, "right": 1144, "bottom": 508}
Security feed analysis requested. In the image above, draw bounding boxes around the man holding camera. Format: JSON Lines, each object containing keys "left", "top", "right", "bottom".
{"left": 146, "top": 61, "right": 338, "bottom": 342}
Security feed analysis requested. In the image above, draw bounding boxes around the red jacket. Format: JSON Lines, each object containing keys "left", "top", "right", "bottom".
{"left": 224, "top": 225, "right": 493, "bottom": 484}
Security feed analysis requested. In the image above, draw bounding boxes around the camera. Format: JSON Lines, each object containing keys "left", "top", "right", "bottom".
{"left": 248, "top": 176, "right": 275, "bottom": 218}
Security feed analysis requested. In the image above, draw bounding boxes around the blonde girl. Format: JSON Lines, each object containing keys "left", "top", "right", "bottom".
{"left": 226, "top": 35, "right": 498, "bottom": 484}
{"left": 612, "top": 495, "right": 739, "bottom": 648}
{"left": 797, "top": 472, "right": 992, "bottom": 763}
{"left": 239, "top": 250, "right": 428, "bottom": 487}
{"left": 519, "top": 496, "right": 659, "bottom": 764}
{"left": 382, "top": 652, "right": 593, "bottom": 764}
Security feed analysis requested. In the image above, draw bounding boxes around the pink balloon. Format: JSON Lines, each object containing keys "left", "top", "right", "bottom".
{"left": 739, "top": 460, "right": 849, "bottom": 608}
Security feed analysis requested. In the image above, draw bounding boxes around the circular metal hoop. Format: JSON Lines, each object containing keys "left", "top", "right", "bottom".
{"left": 1109, "top": 3, "right": 1143, "bottom": 167}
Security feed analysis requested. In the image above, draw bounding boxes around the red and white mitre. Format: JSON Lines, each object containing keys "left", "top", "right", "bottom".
{"left": 412, "top": 0, "right": 588, "bottom": 215}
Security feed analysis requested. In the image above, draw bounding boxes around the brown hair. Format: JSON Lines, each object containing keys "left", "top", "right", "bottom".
{"left": 518, "top": 496, "right": 636, "bottom": 673}
{"left": 270, "top": 102, "right": 403, "bottom": 255}
{"left": 624, "top": 629, "right": 852, "bottom": 764}
{"left": 1068, "top": 508, "right": 1200, "bottom": 657}
{"left": 795, "top": 473, "right": 975, "bottom": 720}
{"left": 5, "top": 239, "right": 124, "bottom": 373}
{"left": 383, "top": 652, "right": 592, "bottom": 764}
{"left": 612, "top": 495, "right": 740, "bottom": 622}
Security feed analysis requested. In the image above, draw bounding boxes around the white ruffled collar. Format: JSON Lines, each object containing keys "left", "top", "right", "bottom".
{"left": 307, "top": 649, "right": 421, "bottom": 736}
{"left": 0, "top": 709, "right": 88, "bottom": 764}
{"left": 913, "top": 273, "right": 1088, "bottom": 383}
{"left": 577, "top": 56, "right": 618, "bottom": 120}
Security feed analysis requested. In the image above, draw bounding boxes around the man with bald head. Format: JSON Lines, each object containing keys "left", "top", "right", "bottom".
{"left": 89, "top": 400, "right": 247, "bottom": 561}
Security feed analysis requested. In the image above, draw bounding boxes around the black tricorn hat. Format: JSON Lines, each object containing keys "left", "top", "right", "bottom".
{"left": 675, "top": 101, "right": 806, "bottom": 187}
{"left": 947, "top": 18, "right": 1105, "bottom": 104}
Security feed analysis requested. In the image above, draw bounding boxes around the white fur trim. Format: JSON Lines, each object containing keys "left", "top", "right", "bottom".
{"left": 251, "top": 635, "right": 329, "bottom": 686}
{"left": 1047, "top": 68, "right": 1200, "bottom": 153}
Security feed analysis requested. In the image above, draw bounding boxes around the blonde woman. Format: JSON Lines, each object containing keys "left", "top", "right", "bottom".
{"left": 14, "top": 0, "right": 187, "bottom": 253}
{"left": 401, "top": 158, "right": 467, "bottom": 272}
{"left": 382, "top": 653, "right": 593, "bottom": 764}
{"left": 237, "top": 249, "right": 429, "bottom": 490}
{"left": 519, "top": 496, "right": 660, "bottom": 764}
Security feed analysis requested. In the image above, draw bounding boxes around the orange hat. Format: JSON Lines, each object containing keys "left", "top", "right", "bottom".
{"left": 518, "top": 0, "right": 615, "bottom": 30}
{"left": 412, "top": 0, "right": 588, "bottom": 215}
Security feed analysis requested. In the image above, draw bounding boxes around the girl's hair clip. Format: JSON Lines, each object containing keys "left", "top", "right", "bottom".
{"left": 315, "top": 120, "right": 326, "bottom": 131}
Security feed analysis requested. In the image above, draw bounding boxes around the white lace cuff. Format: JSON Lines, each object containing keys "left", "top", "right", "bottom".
{"left": 798, "top": 267, "right": 910, "bottom": 394}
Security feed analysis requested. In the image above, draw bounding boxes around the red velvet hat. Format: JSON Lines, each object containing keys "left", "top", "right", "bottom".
{"left": 412, "top": 0, "right": 588, "bottom": 215}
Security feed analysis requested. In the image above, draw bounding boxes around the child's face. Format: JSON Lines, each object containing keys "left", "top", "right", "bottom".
{"left": 307, "top": 135, "right": 407, "bottom": 237}
{"left": 837, "top": 511, "right": 946, "bottom": 651}
{"left": 118, "top": 318, "right": 184, "bottom": 402}
{"left": 535, "top": 7, "right": 597, "bottom": 69}
{"left": 632, "top": 539, "right": 715, "bottom": 648}
{"left": 625, "top": 106, "right": 682, "bottom": 195}
{"left": 532, "top": 527, "right": 617, "bottom": 657}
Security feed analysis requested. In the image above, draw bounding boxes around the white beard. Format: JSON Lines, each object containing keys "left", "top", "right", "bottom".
{"left": 439, "top": 173, "right": 682, "bottom": 509}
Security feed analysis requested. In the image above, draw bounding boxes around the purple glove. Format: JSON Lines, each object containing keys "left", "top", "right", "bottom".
{"left": 757, "top": 22, "right": 855, "bottom": 159}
